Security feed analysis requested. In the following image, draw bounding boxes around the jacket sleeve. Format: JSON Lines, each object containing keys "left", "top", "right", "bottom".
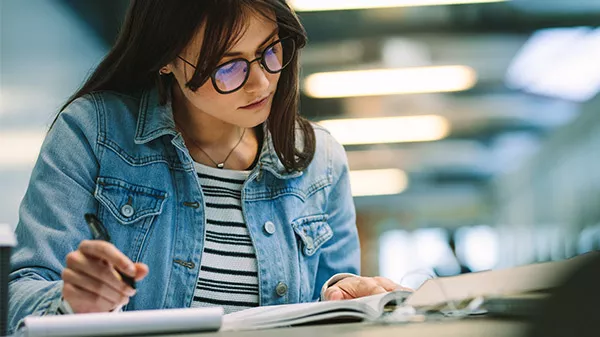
{"left": 8, "top": 95, "right": 101, "bottom": 334}
{"left": 311, "top": 133, "right": 361, "bottom": 301}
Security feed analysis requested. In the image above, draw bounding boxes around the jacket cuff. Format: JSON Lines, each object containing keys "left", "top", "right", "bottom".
{"left": 14, "top": 284, "right": 64, "bottom": 333}
{"left": 320, "top": 273, "right": 358, "bottom": 301}
{"left": 57, "top": 298, "right": 125, "bottom": 314}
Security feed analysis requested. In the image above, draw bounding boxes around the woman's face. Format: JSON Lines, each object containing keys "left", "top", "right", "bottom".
{"left": 169, "top": 12, "right": 281, "bottom": 128}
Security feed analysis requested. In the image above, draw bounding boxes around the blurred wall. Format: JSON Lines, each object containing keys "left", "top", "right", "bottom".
{"left": 0, "top": 0, "right": 107, "bottom": 227}
{"left": 494, "top": 95, "right": 600, "bottom": 267}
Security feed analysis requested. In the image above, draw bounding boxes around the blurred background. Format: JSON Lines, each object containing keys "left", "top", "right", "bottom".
{"left": 2, "top": 0, "right": 600, "bottom": 289}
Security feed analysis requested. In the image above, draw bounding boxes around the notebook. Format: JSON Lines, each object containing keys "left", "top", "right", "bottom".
{"left": 17, "top": 307, "right": 222, "bottom": 337}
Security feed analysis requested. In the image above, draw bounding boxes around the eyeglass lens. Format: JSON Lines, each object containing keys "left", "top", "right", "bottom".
{"left": 213, "top": 38, "right": 294, "bottom": 93}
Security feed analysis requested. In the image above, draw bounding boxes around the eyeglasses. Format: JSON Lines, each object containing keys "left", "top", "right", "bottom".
{"left": 177, "top": 37, "right": 295, "bottom": 94}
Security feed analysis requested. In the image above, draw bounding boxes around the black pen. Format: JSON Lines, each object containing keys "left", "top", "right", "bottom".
{"left": 84, "top": 213, "right": 136, "bottom": 289}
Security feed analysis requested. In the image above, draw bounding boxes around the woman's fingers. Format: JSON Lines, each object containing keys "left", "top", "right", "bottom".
{"left": 324, "top": 276, "right": 407, "bottom": 300}
{"left": 62, "top": 240, "right": 149, "bottom": 313}
{"left": 61, "top": 268, "right": 132, "bottom": 304}
{"left": 78, "top": 240, "right": 136, "bottom": 277}
{"left": 133, "top": 262, "right": 149, "bottom": 281}
{"left": 65, "top": 250, "right": 136, "bottom": 296}
{"left": 373, "top": 276, "right": 403, "bottom": 292}
{"left": 62, "top": 283, "right": 126, "bottom": 314}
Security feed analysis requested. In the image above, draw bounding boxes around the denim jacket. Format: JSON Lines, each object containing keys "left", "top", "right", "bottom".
{"left": 7, "top": 87, "right": 360, "bottom": 334}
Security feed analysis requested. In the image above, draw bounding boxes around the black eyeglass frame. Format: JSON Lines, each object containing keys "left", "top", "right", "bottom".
{"left": 177, "top": 36, "right": 296, "bottom": 94}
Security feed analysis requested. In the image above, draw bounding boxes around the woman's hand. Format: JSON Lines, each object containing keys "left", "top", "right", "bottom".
{"left": 323, "top": 276, "right": 412, "bottom": 301}
{"left": 61, "top": 240, "right": 149, "bottom": 313}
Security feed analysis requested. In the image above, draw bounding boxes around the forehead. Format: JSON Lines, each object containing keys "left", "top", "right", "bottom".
{"left": 185, "top": 9, "right": 278, "bottom": 56}
{"left": 231, "top": 11, "right": 279, "bottom": 49}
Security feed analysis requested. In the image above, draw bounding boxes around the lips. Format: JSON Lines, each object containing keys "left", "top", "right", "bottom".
{"left": 241, "top": 94, "right": 270, "bottom": 109}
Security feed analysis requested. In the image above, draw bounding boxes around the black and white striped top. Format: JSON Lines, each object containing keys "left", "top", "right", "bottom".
{"left": 191, "top": 162, "right": 259, "bottom": 314}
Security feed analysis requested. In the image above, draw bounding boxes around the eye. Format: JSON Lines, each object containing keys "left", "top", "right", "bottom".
{"left": 218, "top": 61, "right": 243, "bottom": 74}
{"left": 265, "top": 43, "right": 280, "bottom": 56}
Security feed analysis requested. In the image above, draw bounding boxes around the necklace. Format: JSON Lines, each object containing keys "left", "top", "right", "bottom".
{"left": 176, "top": 121, "right": 246, "bottom": 169}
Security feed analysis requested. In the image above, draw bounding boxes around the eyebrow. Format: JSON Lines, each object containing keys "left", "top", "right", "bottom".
{"left": 223, "top": 29, "right": 280, "bottom": 57}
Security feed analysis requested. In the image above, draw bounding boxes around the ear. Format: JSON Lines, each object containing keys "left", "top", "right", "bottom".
{"left": 159, "top": 64, "right": 173, "bottom": 75}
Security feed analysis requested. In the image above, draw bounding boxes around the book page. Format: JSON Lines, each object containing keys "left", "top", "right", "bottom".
{"left": 222, "top": 300, "right": 367, "bottom": 331}
{"left": 352, "top": 290, "right": 411, "bottom": 316}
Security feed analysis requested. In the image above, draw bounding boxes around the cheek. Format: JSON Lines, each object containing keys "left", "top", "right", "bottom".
{"left": 188, "top": 81, "right": 241, "bottom": 114}
{"left": 269, "top": 72, "right": 281, "bottom": 89}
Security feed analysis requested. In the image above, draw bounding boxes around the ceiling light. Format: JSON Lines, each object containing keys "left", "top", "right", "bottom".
{"left": 304, "top": 65, "right": 477, "bottom": 98}
{"left": 506, "top": 27, "right": 600, "bottom": 102}
{"left": 318, "top": 115, "right": 450, "bottom": 145}
{"left": 349, "top": 168, "right": 408, "bottom": 197}
{"left": 290, "top": 0, "right": 508, "bottom": 12}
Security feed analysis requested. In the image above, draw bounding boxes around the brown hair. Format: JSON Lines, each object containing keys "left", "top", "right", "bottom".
{"left": 58, "top": 0, "right": 315, "bottom": 171}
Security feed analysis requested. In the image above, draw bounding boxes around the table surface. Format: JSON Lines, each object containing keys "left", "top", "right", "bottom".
{"left": 155, "top": 317, "right": 531, "bottom": 337}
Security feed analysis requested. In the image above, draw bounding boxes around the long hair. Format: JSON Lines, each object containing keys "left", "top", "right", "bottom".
{"left": 58, "top": 0, "right": 315, "bottom": 171}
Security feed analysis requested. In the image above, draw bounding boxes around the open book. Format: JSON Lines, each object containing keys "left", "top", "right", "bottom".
{"left": 222, "top": 290, "right": 411, "bottom": 331}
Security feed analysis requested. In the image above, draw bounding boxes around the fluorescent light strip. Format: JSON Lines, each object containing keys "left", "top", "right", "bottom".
{"left": 0, "top": 131, "right": 45, "bottom": 168}
{"left": 350, "top": 169, "right": 408, "bottom": 197}
{"left": 290, "top": 0, "right": 508, "bottom": 12}
{"left": 319, "top": 115, "right": 450, "bottom": 145}
{"left": 304, "top": 66, "right": 477, "bottom": 98}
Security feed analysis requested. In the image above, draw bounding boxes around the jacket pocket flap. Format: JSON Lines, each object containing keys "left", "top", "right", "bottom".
{"left": 292, "top": 214, "right": 332, "bottom": 256}
{"left": 95, "top": 177, "right": 167, "bottom": 225}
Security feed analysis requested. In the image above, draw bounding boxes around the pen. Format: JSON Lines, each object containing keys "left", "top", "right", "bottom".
{"left": 84, "top": 213, "right": 136, "bottom": 289}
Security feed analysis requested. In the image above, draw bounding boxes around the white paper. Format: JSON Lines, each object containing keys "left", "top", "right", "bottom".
{"left": 19, "top": 307, "right": 222, "bottom": 337}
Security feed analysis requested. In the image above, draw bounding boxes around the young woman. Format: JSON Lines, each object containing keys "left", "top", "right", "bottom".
{"left": 8, "top": 0, "right": 400, "bottom": 333}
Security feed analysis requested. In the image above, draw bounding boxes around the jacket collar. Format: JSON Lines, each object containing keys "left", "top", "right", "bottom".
{"left": 134, "top": 86, "right": 302, "bottom": 179}
{"left": 134, "top": 86, "right": 178, "bottom": 144}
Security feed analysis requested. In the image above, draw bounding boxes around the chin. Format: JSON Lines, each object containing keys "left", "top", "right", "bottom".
{"left": 237, "top": 103, "right": 272, "bottom": 128}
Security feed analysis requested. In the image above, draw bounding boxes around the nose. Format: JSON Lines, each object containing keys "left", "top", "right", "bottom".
{"left": 243, "top": 61, "right": 270, "bottom": 94}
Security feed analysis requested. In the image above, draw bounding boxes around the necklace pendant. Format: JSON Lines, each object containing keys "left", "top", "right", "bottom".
{"left": 217, "top": 163, "right": 225, "bottom": 169}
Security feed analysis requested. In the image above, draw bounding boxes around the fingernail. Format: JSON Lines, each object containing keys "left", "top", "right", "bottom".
{"left": 126, "top": 265, "right": 136, "bottom": 275}
{"left": 127, "top": 289, "right": 136, "bottom": 296}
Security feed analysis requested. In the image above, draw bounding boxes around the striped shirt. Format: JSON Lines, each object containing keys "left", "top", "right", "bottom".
{"left": 191, "top": 162, "right": 259, "bottom": 314}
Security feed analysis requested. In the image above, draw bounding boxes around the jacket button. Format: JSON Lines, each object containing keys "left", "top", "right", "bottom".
{"left": 120, "top": 204, "right": 135, "bottom": 218}
{"left": 263, "top": 221, "right": 276, "bottom": 235}
{"left": 275, "top": 282, "right": 288, "bottom": 296}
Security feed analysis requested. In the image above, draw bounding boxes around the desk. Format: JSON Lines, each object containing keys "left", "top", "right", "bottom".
{"left": 157, "top": 318, "right": 530, "bottom": 337}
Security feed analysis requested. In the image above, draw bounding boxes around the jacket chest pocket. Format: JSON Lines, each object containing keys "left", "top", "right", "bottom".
{"left": 292, "top": 214, "right": 333, "bottom": 257}
{"left": 94, "top": 177, "right": 167, "bottom": 225}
